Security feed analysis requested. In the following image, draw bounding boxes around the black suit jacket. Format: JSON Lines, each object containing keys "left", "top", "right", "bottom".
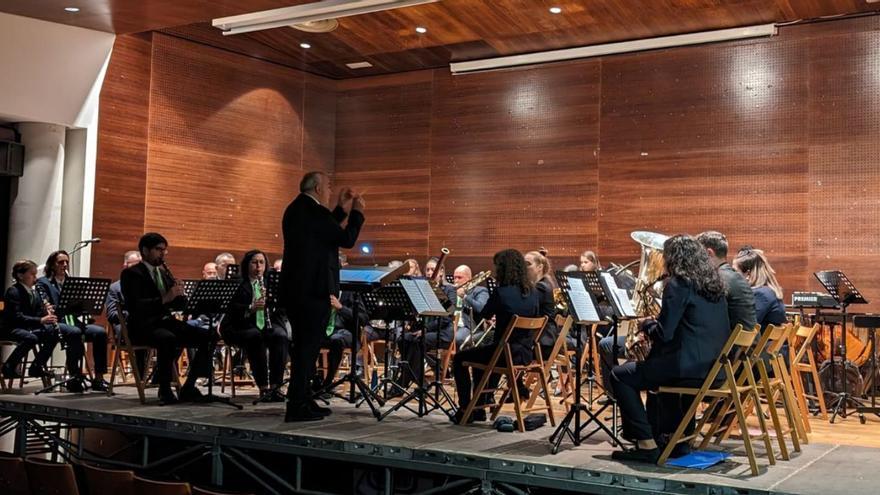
{"left": 644, "top": 276, "right": 730, "bottom": 380}
{"left": 719, "top": 263, "right": 757, "bottom": 331}
{"left": 280, "top": 193, "right": 364, "bottom": 307}
{"left": 477, "top": 285, "right": 541, "bottom": 362}
{"left": 535, "top": 280, "right": 559, "bottom": 347}
{"left": 35, "top": 276, "right": 63, "bottom": 314}
{"left": 3, "top": 283, "right": 44, "bottom": 330}
{"left": 105, "top": 280, "right": 125, "bottom": 326}
{"left": 120, "top": 262, "right": 185, "bottom": 334}
{"left": 225, "top": 276, "right": 287, "bottom": 331}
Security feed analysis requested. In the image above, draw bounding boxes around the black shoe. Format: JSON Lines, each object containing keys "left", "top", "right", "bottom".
{"left": 28, "top": 365, "right": 46, "bottom": 378}
{"left": 158, "top": 388, "right": 179, "bottom": 405}
{"left": 668, "top": 442, "right": 692, "bottom": 459}
{"left": 611, "top": 447, "right": 660, "bottom": 464}
{"left": 1, "top": 364, "right": 22, "bottom": 379}
{"left": 91, "top": 378, "right": 109, "bottom": 392}
{"left": 66, "top": 378, "right": 85, "bottom": 393}
{"left": 451, "top": 408, "right": 486, "bottom": 424}
{"left": 179, "top": 386, "right": 205, "bottom": 402}
{"left": 285, "top": 404, "right": 324, "bottom": 422}
{"left": 309, "top": 400, "right": 332, "bottom": 416}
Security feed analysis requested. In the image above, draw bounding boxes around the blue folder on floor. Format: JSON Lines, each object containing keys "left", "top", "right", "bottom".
{"left": 666, "top": 451, "right": 730, "bottom": 469}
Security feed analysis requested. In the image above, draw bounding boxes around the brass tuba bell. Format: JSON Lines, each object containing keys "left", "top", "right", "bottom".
{"left": 624, "top": 231, "right": 669, "bottom": 361}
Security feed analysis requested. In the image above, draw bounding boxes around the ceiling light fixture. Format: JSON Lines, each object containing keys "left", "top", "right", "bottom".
{"left": 346, "top": 61, "right": 374, "bottom": 69}
{"left": 415, "top": 26, "right": 427, "bottom": 34}
{"left": 549, "top": 7, "right": 562, "bottom": 14}
{"left": 450, "top": 24, "right": 777, "bottom": 75}
{"left": 213, "top": 0, "right": 440, "bottom": 36}
{"left": 300, "top": 42, "right": 312, "bottom": 49}
{"left": 64, "top": 7, "right": 80, "bottom": 12}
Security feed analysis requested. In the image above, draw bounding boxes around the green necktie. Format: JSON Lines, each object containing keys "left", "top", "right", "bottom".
{"left": 326, "top": 308, "right": 336, "bottom": 336}
{"left": 154, "top": 266, "right": 166, "bottom": 293}
{"left": 253, "top": 281, "right": 265, "bottom": 330}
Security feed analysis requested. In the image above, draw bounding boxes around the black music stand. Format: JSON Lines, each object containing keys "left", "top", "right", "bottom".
{"left": 324, "top": 264, "right": 407, "bottom": 419}
{"left": 186, "top": 279, "right": 242, "bottom": 409}
{"left": 380, "top": 277, "right": 455, "bottom": 420}
{"left": 361, "top": 284, "right": 415, "bottom": 401}
{"left": 225, "top": 264, "right": 241, "bottom": 280}
{"left": 549, "top": 271, "right": 616, "bottom": 453}
{"left": 182, "top": 279, "right": 198, "bottom": 298}
{"left": 853, "top": 315, "right": 880, "bottom": 420}
{"left": 815, "top": 270, "right": 868, "bottom": 423}
{"left": 36, "top": 277, "right": 111, "bottom": 394}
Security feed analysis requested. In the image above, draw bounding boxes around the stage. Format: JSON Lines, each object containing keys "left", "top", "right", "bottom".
{"left": 1, "top": 386, "right": 878, "bottom": 494}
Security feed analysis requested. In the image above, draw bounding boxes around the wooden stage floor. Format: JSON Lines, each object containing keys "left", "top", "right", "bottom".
{"left": 1, "top": 384, "right": 879, "bottom": 495}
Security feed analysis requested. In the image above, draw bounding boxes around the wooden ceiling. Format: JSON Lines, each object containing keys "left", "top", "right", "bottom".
{"left": 2, "top": 1, "right": 878, "bottom": 78}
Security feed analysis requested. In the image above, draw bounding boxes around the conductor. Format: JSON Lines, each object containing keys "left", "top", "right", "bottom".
{"left": 282, "top": 171, "right": 365, "bottom": 422}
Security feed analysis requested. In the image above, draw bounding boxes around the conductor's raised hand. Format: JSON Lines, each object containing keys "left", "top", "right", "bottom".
{"left": 337, "top": 187, "right": 355, "bottom": 211}
{"left": 352, "top": 192, "right": 365, "bottom": 212}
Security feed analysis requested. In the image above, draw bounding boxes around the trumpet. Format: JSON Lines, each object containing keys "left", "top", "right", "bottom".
{"left": 455, "top": 270, "right": 492, "bottom": 293}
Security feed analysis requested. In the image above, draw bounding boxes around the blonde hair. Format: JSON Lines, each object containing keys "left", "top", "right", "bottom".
{"left": 403, "top": 258, "right": 422, "bottom": 277}
{"left": 733, "top": 248, "right": 783, "bottom": 299}
{"left": 580, "top": 250, "right": 601, "bottom": 270}
{"left": 525, "top": 250, "right": 557, "bottom": 289}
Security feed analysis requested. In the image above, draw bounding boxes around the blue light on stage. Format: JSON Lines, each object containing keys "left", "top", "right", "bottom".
{"left": 360, "top": 244, "right": 372, "bottom": 255}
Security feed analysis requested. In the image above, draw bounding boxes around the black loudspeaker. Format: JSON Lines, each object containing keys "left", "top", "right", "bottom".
{"left": 0, "top": 141, "right": 24, "bottom": 177}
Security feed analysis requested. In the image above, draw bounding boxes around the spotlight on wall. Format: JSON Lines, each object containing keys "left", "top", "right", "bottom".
{"left": 360, "top": 244, "right": 373, "bottom": 255}
{"left": 64, "top": 7, "right": 80, "bottom": 12}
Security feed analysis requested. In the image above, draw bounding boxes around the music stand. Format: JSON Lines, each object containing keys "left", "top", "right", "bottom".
{"left": 324, "top": 264, "right": 407, "bottom": 419}
{"left": 815, "top": 271, "right": 868, "bottom": 423}
{"left": 186, "top": 279, "right": 242, "bottom": 409}
{"left": 361, "top": 283, "right": 415, "bottom": 401}
{"left": 380, "top": 277, "right": 456, "bottom": 420}
{"left": 225, "top": 264, "right": 241, "bottom": 280}
{"left": 182, "top": 279, "right": 199, "bottom": 298}
{"left": 36, "top": 277, "right": 111, "bottom": 394}
{"left": 549, "top": 271, "right": 616, "bottom": 453}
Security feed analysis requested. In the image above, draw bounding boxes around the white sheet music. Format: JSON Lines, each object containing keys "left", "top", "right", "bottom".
{"left": 565, "top": 277, "right": 600, "bottom": 323}
{"left": 600, "top": 272, "right": 637, "bottom": 318}
{"left": 400, "top": 278, "right": 447, "bottom": 316}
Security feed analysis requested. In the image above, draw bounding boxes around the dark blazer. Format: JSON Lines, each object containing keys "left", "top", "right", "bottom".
{"left": 120, "top": 262, "right": 185, "bottom": 334}
{"left": 226, "top": 276, "right": 285, "bottom": 331}
{"left": 280, "top": 193, "right": 364, "bottom": 307}
{"left": 644, "top": 276, "right": 730, "bottom": 380}
{"left": 477, "top": 285, "right": 541, "bottom": 361}
{"left": 535, "top": 280, "right": 560, "bottom": 348}
{"left": 719, "top": 263, "right": 757, "bottom": 331}
{"left": 3, "top": 283, "right": 44, "bottom": 330}
{"left": 35, "top": 276, "right": 62, "bottom": 311}
{"left": 753, "top": 286, "right": 786, "bottom": 332}
{"left": 331, "top": 291, "right": 369, "bottom": 333}
{"left": 428, "top": 284, "right": 457, "bottom": 343}
{"left": 105, "top": 280, "right": 126, "bottom": 326}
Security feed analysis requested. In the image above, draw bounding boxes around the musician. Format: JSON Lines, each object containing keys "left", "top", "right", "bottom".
{"left": 524, "top": 251, "right": 563, "bottom": 360}
{"left": 215, "top": 253, "right": 236, "bottom": 280}
{"left": 732, "top": 248, "right": 786, "bottom": 332}
{"left": 579, "top": 251, "right": 601, "bottom": 272}
{"left": 1, "top": 260, "right": 64, "bottom": 381}
{"left": 403, "top": 259, "right": 422, "bottom": 276}
{"left": 452, "top": 265, "right": 490, "bottom": 347}
{"left": 281, "top": 171, "right": 364, "bottom": 422}
{"left": 452, "top": 249, "right": 541, "bottom": 423}
{"left": 610, "top": 235, "right": 730, "bottom": 463}
{"left": 37, "top": 250, "right": 109, "bottom": 391}
{"left": 423, "top": 257, "right": 447, "bottom": 284}
{"left": 313, "top": 291, "right": 369, "bottom": 395}
{"left": 120, "top": 232, "right": 214, "bottom": 404}
{"left": 202, "top": 262, "right": 218, "bottom": 280}
{"left": 106, "top": 251, "right": 148, "bottom": 377}
{"left": 697, "top": 231, "right": 757, "bottom": 330}
{"left": 223, "top": 249, "right": 289, "bottom": 401}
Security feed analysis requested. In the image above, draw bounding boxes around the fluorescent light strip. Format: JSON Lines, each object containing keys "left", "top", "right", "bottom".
{"left": 450, "top": 24, "right": 777, "bottom": 74}
{"left": 214, "top": 0, "right": 439, "bottom": 36}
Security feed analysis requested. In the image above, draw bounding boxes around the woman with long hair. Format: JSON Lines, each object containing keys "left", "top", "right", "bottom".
{"left": 525, "top": 250, "right": 562, "bottom": 360}
{"left": 452, "top": 249, "right": 541, "bottom": 424}
{"left": 610, "top": 235, "right": 730, "bottom": 463}
{"left": 732, "top": 248, "right": 785, "bottom": 332}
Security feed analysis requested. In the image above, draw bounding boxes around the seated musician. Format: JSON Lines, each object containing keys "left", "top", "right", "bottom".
{"left": 223, "top": 249, "right": 289, "bottom": 402}
{"left": 121, "top": 233, "right": 214, "bottom": 404}
{"left": 201, "top": 262, "right": 218, "bottom": 280}
{"left": 36, "top": 250, "right": 109, "bottom": 391}
{"left": 314, "top": 290, "right": 370, "bottom": 395}
{"left": 732, "top": 248, "right": 786, "bottom": 333}
{"left": 452, "top": 265, "right": 490, "bottom": 348}
{"left": 525, "top": 250, "right": 563, "bottom": 360}
{"left": 697, "top": 231, "right": 757, "bottom": 331}
{"left": 610, "top": 235, "right": 730, "bottom": 463}
{"left": 1, "top": 260, "right": 64, "bottom": 381}
{"left": 106, "top": 251, "right": 146, "bottom": 375}
{"left": 579, "top": 250, "right": 601, "bottom": 272}
{"left": 452, "top": 249, "right": 542, "bottom": 423}
{"left": 214, "top": 252, "right": 236, "bottom": 280}
{"left": 403, "top": 259, "right": 422, "bottom": 276}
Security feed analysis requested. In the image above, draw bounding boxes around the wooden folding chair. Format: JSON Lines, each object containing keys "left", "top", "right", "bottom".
{"left": 657, "top": 324, "right": 775, "bottom": 476}
{"left": 459, "top": 315, "right": 554, "bottom": 432}
{"left": 107, "top": 311, "right": 177, "bottom": 403}
{"left": 220, "top": 341, "right": 259, "bottom": 397}
{"left": 789, "top": 320, "right": 827, "bottom": 428}
{"left": 525, "top": 315, "right": 574, "bottom": 410}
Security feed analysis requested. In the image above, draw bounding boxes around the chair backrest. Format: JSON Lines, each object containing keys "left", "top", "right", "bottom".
{"left": 133, "top": 475, "right": 191, "bottom": 495}
{"left": 80, "top": 462, "right": 134, "bottom": 495}
{"left": 24, "top": 457, "right": 80, "bottom": 495}
{"left": 763, "top": 322, "right": 793, "bottom": 355}
{"left": 0, "top": 453, "right": 29, "bottom": 495}
{"left": 792, "top": 322, "right": 821, "bottom": 364}
{"left": 490, "top": 315, "right": 549, "bottom": 368}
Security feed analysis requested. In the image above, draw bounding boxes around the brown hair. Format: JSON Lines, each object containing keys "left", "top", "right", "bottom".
{"left": 732, "top": 248, "right": 783, "bottom": 299}
{"left": 525, "top": 250, "right": 557, "bottom": 289}
{"left": 12, "top": 259, "right": 37, "bottom": 283}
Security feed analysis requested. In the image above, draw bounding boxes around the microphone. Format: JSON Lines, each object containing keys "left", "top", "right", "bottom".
{"left": 80, "top": 237, "right": 101, "bottom": 244}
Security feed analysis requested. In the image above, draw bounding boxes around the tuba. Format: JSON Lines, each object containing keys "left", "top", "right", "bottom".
{"left": 623, "top": 231, "right": 669, "bottom": 361}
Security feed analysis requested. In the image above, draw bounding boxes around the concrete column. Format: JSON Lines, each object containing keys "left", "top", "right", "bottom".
{"left": 6, "top": 122, "right": 65, "bottom": 269}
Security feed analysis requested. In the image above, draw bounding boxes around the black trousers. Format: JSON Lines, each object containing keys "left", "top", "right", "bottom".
{"left": 453, "top": 343, "right": 532, "bottom": 410}
{"left": 224, "top": 324, "right": 289, "bottom": 388}
{"left": 317, "top": 328, "right": 351, "bottom": 388}
{"left": 130, "top": 317, "right": 213, "bottom": 388}
{"left": 610, "top": 361, "right": 695, "bottom": 442}
{"left": 288, "top": 299, "right": 331, "bottom": 407}
{"left": 397, "top": 331, "right": 446, "bottom": 389}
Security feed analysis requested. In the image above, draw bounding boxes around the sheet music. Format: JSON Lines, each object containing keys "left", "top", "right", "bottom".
{"left": 400, "top": 278, "right": 447, "bottom": 315}
{"left": 565, "top": 276, "right": 600, "bottom": 323}
{"left": 600, "top": 272, "right": 637, "bottom": 318}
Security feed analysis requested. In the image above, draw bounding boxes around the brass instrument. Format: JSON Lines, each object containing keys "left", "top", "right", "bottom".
{"left": 455, "top": 270, "right": 492, "bottom": 292}
{"left": 623, "top": 231, "right": 669, "bottom": 361}
{"left": 553, "top": 288, "right": 568, "bottom": 313}
{"left": 455, "top": 271, "right": 493, "bottom": 349}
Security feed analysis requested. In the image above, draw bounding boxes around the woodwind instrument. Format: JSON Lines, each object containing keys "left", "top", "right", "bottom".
{"left": 160, "top": 261, "right": 177, "bottom": 288}
{"left": 34, "top": 284, "right": 61, "bottom": 335}
{"left": 429, "top": 247, "right": 450, "bottom": 284}
{"left": 257, "top": 276, "right": 271, "bottom": 324}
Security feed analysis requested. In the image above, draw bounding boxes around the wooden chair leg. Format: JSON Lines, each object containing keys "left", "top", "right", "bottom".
{"left": 744, "top": 361, "right": 776, "bottom": 467}
{"left": 777, "top": 359, "right": 807, "bottom": 446}
{"left": 460, "top": 365, "right": 495, "bottom": 426}
{"left": 537, "top": 368, "right": 556, "bottom": 426}
{"left": 658, "top": 388, "right": 709, "bottom": 467}
{"left": 808, "top": 352, "right": 829, "bottom": 419}
{"left": 791, "top": 366, "right": 812, "bottom": 433}
{"left": 757, "top": 363, "right": 789, "bottom": 461}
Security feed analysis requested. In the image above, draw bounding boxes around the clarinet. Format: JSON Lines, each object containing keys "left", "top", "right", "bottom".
{"left": 160, "top": 261, "right": 177, "bottom": 288}
{"left": 34, "top": 284, "right": 61, "bottom": 336}
{"left": 257, "top": 276, "right": 271, "bottom": 325}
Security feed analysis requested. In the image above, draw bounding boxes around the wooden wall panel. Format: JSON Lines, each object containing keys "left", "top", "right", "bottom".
{"left": 91, "top": 33, "right": 153, "bottom": 280}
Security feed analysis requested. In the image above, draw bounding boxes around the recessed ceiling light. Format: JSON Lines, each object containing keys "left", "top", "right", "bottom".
{"left": 415, "top": 26, "right": 427, "bottom": 34}
{"left": 549, "top": 7, "right": 562, "bottom": 14}
{"left": 346, "top": 61, "right": 374, "bottom": 69}
{"left": 299, "top": 42, "right": 311, "bottom": 49}
{"left": 64, "top": 7, "right": 80, "bottom": 12}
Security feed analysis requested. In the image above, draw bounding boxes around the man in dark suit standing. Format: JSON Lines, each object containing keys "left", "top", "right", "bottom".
{"left": 120, "top": 233, "right": 214, "bottom": 405}
{"left": 282, "top": 171, "right": 364, "bottom": 422}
